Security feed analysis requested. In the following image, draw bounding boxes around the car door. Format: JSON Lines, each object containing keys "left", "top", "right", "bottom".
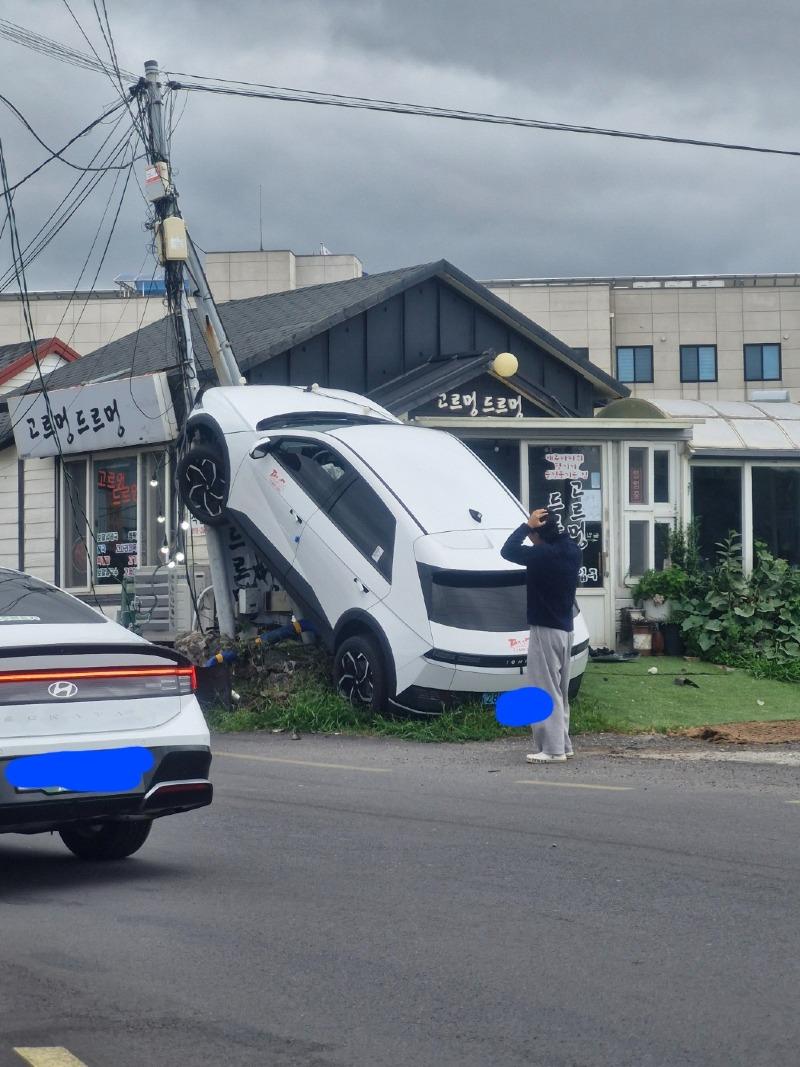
{"left": 297, "top": 465, "right": 396, "bottom": 627}
{"left": 234, "top": 436, "right": 343, "bottom": 579}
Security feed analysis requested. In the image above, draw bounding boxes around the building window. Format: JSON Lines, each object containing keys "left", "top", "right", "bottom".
{"left": 752, "top": 467, "right": 800, "bottom": 566}
{"left": 692, "top": 466, "right": 742, "bottom": 565}
{"left": 744, "top": 343, "right": 781, "bottom": 382}
{"left": 628, "top": 520, "right": 649, "bottom": 577}
{"left": 680, "top": 345, "right": 717, "bottom": 383}
{"left": 653, "top": 450, "right": 671, "bottom": 504}
{"left": 616, "top": 346, "right": 653, "bottom": 384}
{"left": 61, "top": 450, "right": 171, "bottom": 589}
{"left": 628, "top": 447, "right": 649, "bottom": 504}
{"left": 463, "top": 440, "right": 520, "bottom": 499}
{"left": 528, "top": 445, "right": 603, "bottom": 588}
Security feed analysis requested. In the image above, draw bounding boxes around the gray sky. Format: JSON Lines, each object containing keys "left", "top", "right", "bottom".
{"left": 3, "top": 0, "right": 800, "bottom": 290}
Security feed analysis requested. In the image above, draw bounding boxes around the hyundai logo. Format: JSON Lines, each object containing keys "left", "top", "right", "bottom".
{"left": 48, "top": 681, "right": 79, "bottom": 699}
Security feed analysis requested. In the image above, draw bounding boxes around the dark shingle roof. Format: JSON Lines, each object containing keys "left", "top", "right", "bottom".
{"left": 0, "top": 339, "right": 53, "bottom": 373}
{"left": 0, "top": 261, "right": 627, "bottom": 448}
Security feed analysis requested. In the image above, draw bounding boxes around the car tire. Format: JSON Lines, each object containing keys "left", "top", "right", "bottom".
{"left": 334, "top": 634, "right": 388, "bottom": 713}
{"left": 177, "top": 444, "right": 229, "bottom": 527}
{"left": 59, "top": 819, "right": 153, "bottom": 861}
{"left": 568, "top": 673, "right": 583, "bottom": 701}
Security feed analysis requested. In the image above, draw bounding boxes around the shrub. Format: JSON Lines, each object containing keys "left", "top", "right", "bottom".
{"left": 672, "top": 535, "right": 800, "bottom": 665}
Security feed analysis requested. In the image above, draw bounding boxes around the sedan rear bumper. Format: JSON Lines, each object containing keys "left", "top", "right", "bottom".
{"left": 0, "top": 745, "right": 212, "bottom": 834}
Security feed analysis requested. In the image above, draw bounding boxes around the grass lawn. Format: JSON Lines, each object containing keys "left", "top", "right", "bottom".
{"left": 577, "top": 656, "right": 800, "bottom": 733}
{"left": 205, "top": 643, "right": 799, "bottom": 742}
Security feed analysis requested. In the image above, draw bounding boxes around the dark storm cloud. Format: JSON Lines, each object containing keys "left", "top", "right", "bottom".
{"left": 2, "top": 0, "right": 800, "bottom": 291}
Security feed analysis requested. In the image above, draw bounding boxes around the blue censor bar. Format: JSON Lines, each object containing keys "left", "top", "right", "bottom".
{"left": 5, "top": 747, "right": 154, "bottom": 794}
{"left": 495, "top": 687, "right": 554, "bottom": 728}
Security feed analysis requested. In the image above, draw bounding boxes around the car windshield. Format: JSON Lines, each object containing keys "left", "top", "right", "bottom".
{"left": 0, "top": 571, "right": 107, "bottom": 625}
{"left": 419, "top": 567, "right": 528, "bottom": 632}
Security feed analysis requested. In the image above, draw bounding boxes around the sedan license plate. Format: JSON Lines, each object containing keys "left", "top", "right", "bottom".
{"left": 482, "top": 693, "right": 499, "bottom": 707}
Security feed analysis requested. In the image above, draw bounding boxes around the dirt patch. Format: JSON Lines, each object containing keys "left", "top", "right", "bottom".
{"left": 679, "top": 721, "right": 800, "bottom": 745}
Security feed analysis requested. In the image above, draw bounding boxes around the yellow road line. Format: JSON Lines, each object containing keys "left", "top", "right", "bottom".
{"left": 214, "top": 751, "right": 391, "bottom": 774}
{"left": 515, "top": 779, "right": 633, "bottom": 792}
{"left": 14, "top": 1050, "right": 88, "bottom": 1067}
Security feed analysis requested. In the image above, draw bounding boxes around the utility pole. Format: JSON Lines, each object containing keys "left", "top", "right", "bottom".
{"left": 141, "top": 59, "right": 239, "bottom": 638}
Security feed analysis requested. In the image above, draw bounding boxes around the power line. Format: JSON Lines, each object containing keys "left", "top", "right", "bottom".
{"left": 0, "top": 92, "right": 132, "bottom": 176}
{"left": 0, "top": 16, "right": 134, "bottom": 78}
{"left": 0, "top": 134, "right": 104, "bottom": 608}
{"left": 169, "top": 74, "right": 800, "bottom": 160}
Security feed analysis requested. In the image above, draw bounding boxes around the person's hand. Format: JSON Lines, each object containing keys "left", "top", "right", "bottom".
{"left": 527, "top": 508, "right": 549, "bottom": 530}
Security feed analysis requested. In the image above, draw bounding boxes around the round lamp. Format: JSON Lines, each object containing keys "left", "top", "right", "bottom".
{"left": 492, "top": 351, "right": 518, "bottom": 378}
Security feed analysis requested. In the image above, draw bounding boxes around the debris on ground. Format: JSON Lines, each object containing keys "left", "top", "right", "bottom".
{"left": 647, "top": 666, "right": 659, "bottom": 675}
{"left": 673, "top": 676, "right": 700, "bottom": 688}
{"left": 680, "top": 721, "right": 800, "bottom": 745}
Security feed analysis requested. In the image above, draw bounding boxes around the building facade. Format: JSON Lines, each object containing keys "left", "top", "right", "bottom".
{"left": 485, "top": 274, "right": 800, "bottom": 404}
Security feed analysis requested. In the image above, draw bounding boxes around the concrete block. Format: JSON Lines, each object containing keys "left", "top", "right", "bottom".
{"left": 742, "top": 290, "right": 780, "bottom": 311}
{"left": 677, "top": 290, "right": 716, "bottom": 312}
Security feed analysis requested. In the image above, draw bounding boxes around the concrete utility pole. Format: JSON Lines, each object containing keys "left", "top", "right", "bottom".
{"left": 141, "top": 59, "right": 238, "bottom": 638}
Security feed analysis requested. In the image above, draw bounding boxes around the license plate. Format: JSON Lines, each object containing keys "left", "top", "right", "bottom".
{"left": 482, "top": 693, "right": 499, "bottom": 706}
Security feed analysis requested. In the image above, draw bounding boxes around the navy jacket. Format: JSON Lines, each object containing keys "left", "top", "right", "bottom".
{"left": 500, "top": 523, "right": 581, "bottom": 632}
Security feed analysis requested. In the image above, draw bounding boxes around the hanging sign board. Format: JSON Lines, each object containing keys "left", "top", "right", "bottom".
{"left": 8, "top": 372, "right": 178, "bottom": 459}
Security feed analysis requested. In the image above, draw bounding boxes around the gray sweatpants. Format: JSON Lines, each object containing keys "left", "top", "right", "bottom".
{"left": 527, "top": 625, "right": 573, "bottom": 757}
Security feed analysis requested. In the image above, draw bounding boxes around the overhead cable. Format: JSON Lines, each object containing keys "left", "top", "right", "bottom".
{"left": 170, "top": 74, "right": 800, "bottom": 159}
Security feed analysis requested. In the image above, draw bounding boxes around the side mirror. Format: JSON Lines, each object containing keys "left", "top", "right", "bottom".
{"left": 249, "top": 437, "right": 273, "bottom": 459}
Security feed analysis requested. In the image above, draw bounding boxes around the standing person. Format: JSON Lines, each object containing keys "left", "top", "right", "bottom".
{"left": 500, "top": 508, "right": 581, "bottom": 764}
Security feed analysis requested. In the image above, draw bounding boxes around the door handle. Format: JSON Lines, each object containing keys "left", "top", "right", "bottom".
{"left": 289, "top": 508, "right": 303, "bottom": 523}
{"left": 353, "top": 578, "right": 370, "bottom": 594}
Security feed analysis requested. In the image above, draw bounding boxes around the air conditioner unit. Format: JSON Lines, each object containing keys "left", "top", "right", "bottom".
{"left": 131, "top": 566, "right": 215, "bottom": 643}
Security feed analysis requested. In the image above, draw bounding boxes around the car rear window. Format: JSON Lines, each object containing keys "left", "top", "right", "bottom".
{"left": 0, "top": 572, "right": 107, "bottom": 625}
{"left": 419, "top": 567, "right": 528, "bottom": 632}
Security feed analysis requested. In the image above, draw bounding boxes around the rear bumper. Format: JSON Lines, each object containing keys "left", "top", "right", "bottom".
{"left": 0, "top": 745, "right": 212, "bottom": 834}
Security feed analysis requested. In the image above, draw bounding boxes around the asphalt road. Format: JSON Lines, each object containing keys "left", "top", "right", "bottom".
{"left": 1, "top": 733, "right": 800, "bottom": 1067}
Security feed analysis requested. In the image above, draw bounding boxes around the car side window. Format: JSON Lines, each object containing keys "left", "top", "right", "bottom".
{"left": 271, "top": 439, "right": 350, "bottom": 509}
{"left": 327, "top": 475, "right": 396, "bottom": 582}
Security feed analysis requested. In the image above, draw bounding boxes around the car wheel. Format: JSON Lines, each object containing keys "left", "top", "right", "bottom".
{"left": 568, "top": 673, "right": 583, "bottom": 701}
{"left": 59, "top": 820, "right": 153, "bottom": 861}
{"left": 334, "top": 634, "right": 387, "bottom": 713}
{"left": 177, "top": 444, "right": 229, "bottom": 527}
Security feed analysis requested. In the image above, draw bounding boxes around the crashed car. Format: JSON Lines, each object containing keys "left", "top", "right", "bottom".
{"left": 0, "top": 570, "right": 212, "bottom": 859}
{"left": 178, "top": 385, "right": 590, "bottom": 715}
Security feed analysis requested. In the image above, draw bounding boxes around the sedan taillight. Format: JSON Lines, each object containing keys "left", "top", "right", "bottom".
{"left": 0, "top": 664, "right": 197, "bottom": 703}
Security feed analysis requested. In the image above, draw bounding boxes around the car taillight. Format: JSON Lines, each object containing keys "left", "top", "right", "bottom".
{"left": 0, "top": 665, "right": 197, "bottom": 694}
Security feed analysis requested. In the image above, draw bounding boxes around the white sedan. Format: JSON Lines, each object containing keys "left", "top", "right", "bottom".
{"left": 0, "top": 569, "right": 211, "bottom": 860}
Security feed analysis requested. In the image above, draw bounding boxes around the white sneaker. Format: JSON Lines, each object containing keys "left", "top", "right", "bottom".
{"left": 526, "top": 752, "right": 567, "bottom": 764}
{"left": 566, "top": 752, "right": 575, "bottom": 759}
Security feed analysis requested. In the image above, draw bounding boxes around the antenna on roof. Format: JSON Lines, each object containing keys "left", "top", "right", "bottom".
{"left": 259, "top": 185, "right": 264, "bottom": 252}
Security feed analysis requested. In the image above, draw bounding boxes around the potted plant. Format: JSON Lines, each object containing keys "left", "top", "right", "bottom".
{"left": 633, "top": 567, "right": 689, "bottom": 622}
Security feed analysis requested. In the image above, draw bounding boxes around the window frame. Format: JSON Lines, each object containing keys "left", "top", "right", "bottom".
{"left": 59, "top": 447, "right": 172, "bottom": 593}
{"left": 615, "top": 345, "right": 654, "bottom": 384}
{"left": 269, "top": 436, "right": 354, "bottom": 511}
{"left": 622, "top": 443, "right": 679, "bottom": 585}
{"left": 680, "top": 344, "right": 718, "bottom": 383}
{"left": 743, "top": 342, "right": 782, "bottom": 382}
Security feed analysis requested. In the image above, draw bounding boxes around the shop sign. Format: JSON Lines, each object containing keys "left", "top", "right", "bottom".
{"left": 9, "top": 372, "right": 177, "bottom": 459}
{"left": 412, "top": 375, "right": 540, "bottom": 419}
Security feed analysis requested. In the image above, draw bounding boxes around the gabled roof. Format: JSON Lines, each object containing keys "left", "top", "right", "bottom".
{"left": 0, "top": 337, "right": 80, "bottom": 387}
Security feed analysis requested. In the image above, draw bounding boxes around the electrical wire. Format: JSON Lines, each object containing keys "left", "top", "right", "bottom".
{"left": 0, "top": 16, "right": 134, "bottom": 78}
{"left": 0, "top": 115, "right": 136, "bottom": 292}
{"left": 170, "top": 74, "right": 800, "bottom": 159}
{"left": 0, "top": 134, "right": 104, "bottom": 609}
{"left": 0, "top": 92, "right": 132, "bottom": 177}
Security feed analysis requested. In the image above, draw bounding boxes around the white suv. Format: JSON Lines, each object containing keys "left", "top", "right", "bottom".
{"left": 178, "top": 385, "right": 590, "bottom": 715}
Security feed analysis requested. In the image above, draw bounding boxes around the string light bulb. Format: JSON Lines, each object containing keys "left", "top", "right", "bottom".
{"left": 149, "top": 477, "right": 159, "bottom": 488}
{"left": 175, "top": 551, "right": 185, "bottom": 563}
{"left": 157, "top": 514, "right": 166, "bottom": 524}
{"left": 167, "top": 559, "right": 176, "bottom": 569}
{"left": 180, "top": 519, "right": 190, "bottom": 531}
{"left": 160, "top": 544, "right": 169, "bottom": 556}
